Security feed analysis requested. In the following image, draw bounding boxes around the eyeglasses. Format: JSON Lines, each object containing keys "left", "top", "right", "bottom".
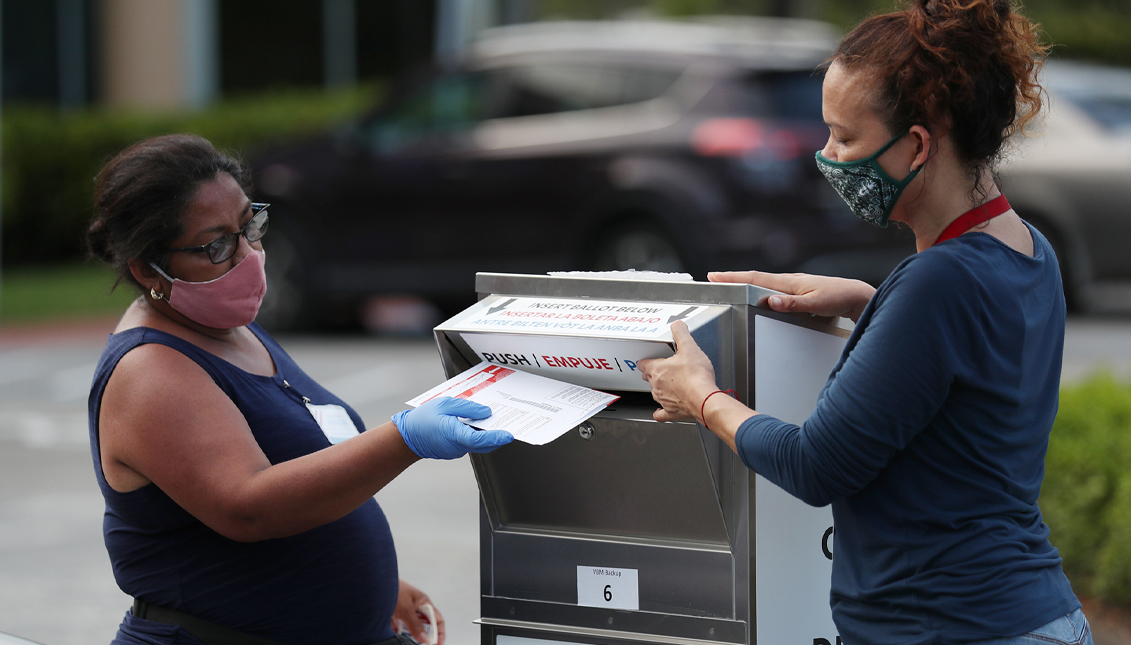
{"left": 168, "top": 203, "right": 270, "bottom": 264}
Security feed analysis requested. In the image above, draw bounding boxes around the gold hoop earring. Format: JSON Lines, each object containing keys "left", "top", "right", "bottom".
{"left": 150, "top": 287, "right": 166, "bottom": 301}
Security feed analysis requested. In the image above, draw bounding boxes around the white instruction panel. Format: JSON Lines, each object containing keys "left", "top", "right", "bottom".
{"left": 754, "top": 315, "right": 844, "bottom": 645}
{"left": 455, "top": 296, "right": 707, "bottom": 340}
{"left": 576, "top": 566, "right": 639, "bottom": 610}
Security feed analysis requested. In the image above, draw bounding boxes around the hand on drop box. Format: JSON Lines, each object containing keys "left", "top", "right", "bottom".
{"left": 638, "top": 321, "right": 718, "bottom": 423}
{"left": 708, "top": 270, "right": 875, "bottom": 323}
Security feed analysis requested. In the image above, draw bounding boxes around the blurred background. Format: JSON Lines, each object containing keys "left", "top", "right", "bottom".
{"left": 3, "top": 0, "right": 1131, "bottom": 332}
{"left": 2, "top": 0, "right": 1131, "bottom": 643}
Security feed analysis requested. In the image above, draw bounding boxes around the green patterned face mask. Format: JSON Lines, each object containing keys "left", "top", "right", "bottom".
{"left": 815, "top": 131, "right": 919, "bottom": 228}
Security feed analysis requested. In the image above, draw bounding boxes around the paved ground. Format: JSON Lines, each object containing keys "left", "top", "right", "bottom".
{"left": 1061, "top": 316, "right": 1131, "bottom": 382}
{"left": 0, "top": 314, "right": 1129, "bottom": 644}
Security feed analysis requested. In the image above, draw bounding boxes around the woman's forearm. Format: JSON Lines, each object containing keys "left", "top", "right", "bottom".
{"left": 699, "top": 393, "right": 760, "bottom": 453}
{"left": 215, "top": 421, "right": 419, "bottom": 542}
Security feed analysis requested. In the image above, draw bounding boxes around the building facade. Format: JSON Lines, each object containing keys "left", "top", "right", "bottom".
{"left": 1, "top": 0, "right": 444, "bottom": 109}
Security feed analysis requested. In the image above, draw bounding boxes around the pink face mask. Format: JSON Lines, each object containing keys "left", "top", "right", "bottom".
{"left": 150, "top": 248, "right": 268, "bottom": 329}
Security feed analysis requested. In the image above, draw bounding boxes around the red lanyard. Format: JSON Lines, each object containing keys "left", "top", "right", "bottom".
{"left": 933, "top": 194, "right": 1012, "bottom": 247}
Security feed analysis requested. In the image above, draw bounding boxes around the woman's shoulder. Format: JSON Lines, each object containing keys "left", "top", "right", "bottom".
{"left": 884, "top": 230, "right": 1041, "bottom": 292}
{"left": 103, "top": 324, "right": 204, "bottom": 364}
{"left": 108, "top": 305, "right": 277, "bottom": 379}
{"left": 97, "top": 323, "right": 239, "bottom": 401}
{"left": 109, "top": 303, "right": 202, "bottom": 352}
{"left": 872, "top": 233, "right": 1056, "bottom": 329}
{"left": 108, "top": 336, "right": 217, "bottom": 390}
{"left": 879, "top": 244, "right": 980, "bottom": 301}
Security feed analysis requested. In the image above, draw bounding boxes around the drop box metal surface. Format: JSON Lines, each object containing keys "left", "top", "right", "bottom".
{"left": 432, "top": 273, "right": 851, "bottom": 645}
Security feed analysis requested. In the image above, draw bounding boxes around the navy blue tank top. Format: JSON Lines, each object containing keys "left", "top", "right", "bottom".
{"left": 88, "top": 323, "right": 398, "bottom": 644}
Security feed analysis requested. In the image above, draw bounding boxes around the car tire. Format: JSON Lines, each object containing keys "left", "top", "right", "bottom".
{"left": 591, "top": 220, "right": 689, "bottom": 274}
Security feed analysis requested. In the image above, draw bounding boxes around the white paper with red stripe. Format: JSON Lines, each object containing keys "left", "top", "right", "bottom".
{"left": 406, "top": 361, "right": 619, "bottom": 445}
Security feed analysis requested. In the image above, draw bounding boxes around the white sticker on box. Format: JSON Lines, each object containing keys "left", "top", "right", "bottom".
{"left": 577, "top": 566, "right": 639, "bottom": 610}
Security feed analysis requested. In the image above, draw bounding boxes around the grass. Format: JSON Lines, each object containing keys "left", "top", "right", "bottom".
{"left": 0, "top": 262, "right": 137, "bottom": 324}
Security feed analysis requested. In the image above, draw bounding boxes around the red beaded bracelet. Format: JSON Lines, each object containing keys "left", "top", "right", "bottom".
{"left": 699, "top": 389, "right": 737, "bottom": 429}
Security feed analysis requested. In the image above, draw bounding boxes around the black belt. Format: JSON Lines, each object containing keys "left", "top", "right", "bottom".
{"left": 132, "top": 598, "right": 417, "bottom": 645}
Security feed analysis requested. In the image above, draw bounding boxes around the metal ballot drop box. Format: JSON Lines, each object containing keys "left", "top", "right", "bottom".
{"left": 432, "top": 273, "right": 852, "bottom": 645}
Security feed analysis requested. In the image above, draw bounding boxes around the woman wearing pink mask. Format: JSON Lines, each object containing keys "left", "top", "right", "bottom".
{"left": 86, "top": 134, "right": 510, "bottom": 645}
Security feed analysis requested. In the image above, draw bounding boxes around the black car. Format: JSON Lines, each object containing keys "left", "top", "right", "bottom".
{"left": 252, "top": 18, "right": 915, "bottom": 329}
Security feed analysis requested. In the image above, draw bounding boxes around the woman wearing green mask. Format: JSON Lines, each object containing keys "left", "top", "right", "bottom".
{"left": 639, "top": 0, "right": 1093, "bottom": 643}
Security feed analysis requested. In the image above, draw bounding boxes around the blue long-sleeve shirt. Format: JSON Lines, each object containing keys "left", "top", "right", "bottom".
{"left": 736, "top": 225, "right": 1079, "bottom": 644}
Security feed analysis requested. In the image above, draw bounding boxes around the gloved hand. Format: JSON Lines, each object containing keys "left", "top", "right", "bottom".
{"left": 392, "top": 397, "right": 513, "bottom": 460}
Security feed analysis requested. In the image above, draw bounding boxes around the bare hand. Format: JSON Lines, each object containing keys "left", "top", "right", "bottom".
{"left": 392, "top": 579, "right": 445, "bottom": 645}
{"left": 708, "top": 270, "right": 875, "bottom": 323}
{"left": 637, "top": 321, "right": 719, "bottom": 423}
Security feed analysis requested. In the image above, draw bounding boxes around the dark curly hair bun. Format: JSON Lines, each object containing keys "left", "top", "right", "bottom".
{"left": 834, "top": 0, "right": 1048, "bottom": 171}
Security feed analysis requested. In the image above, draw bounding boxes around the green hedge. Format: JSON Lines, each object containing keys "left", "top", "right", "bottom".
{"left": 0, "top": 261, "right": 136, "bottom": 323}
{"left": 1042, "top": 372, "right": 1131, "bottom": 606}
{"left": 1, "top": 84, "right": 380, "bottom": 266}
{"left": 1039, "top": 9, "right": 1131, "bottom": 67}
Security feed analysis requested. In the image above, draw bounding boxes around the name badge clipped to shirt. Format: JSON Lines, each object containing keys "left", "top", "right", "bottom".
{"left": 306, "top": 402, "right": 360, "bottom": 444}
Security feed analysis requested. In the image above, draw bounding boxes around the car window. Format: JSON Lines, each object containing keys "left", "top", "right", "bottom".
{"left": 1042, "top": 62, "right": 1131, "bottom": 135}
{"left": 1062, "top": 95, "right": 1131, "bottom": 134}
{"left": 495, "top": 63, "right": 683, "bottom": 118}
{"left": 743, "top": 70, "right": 825, "bottom": 121}
{"left": 695, "top": 69, "right": 824, "bottom": 120}
{"left": 368, "top": 73, "right": 494, "bottom": 154}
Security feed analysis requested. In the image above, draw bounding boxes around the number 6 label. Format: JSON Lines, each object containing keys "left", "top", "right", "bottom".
{"left": 577, "top": 566, "right": 639, "bottom": 610}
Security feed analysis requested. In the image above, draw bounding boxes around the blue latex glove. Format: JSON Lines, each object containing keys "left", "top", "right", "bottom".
{"left": 392, "top": 397, "right": 514, "bottom": 460}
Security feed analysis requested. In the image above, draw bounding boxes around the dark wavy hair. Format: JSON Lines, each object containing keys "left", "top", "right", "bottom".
{"left": 87, "top": 134, "right": 251, "bottom": 292}
{"left": 832, "top": 0, "right": 1048, "bottom": 173}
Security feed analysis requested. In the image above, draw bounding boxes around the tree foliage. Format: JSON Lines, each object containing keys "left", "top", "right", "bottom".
{"left": 529, "top": 0, "right": 1131, "bottom": 65}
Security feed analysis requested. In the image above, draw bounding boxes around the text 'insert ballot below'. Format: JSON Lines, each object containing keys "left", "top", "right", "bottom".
{"left": 406, "top": 362, "right": 620, "bottom": 446}
{"left": 457, "top": 296, "right": 708, "bottom": 339}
